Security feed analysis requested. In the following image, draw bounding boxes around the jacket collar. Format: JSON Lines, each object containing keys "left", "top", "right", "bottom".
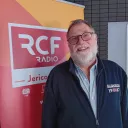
{"left": 68, "top": 54, "right": 104, "bottom": 75}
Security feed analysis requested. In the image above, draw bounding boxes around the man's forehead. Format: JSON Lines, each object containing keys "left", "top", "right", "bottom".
{"left": 68, "top": 23, "right": 92, "bottom": 36}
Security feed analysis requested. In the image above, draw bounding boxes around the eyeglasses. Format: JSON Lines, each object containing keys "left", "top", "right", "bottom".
{"left": 67, "top": 32, "right": 95, "bottom": 45}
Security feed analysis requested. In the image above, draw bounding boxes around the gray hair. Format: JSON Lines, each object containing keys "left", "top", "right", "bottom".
{"left": 67, "top": 19, "right": 95, "bottom": 38}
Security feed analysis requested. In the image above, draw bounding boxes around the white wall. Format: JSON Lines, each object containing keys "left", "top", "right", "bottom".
{"left": 108, "top": 22, "right": 127, "bottom": 73}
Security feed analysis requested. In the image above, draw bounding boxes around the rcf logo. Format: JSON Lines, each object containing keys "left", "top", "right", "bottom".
{"left": 8, "top": 23, "right": 68, "bottom": 88}
{"left": 8, "top": 23, "right": 68, "bottom": 69}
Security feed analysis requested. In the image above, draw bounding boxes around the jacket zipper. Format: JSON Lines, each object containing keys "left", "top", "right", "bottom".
{"left": 71, "top": 65, "right": 103, "bottom": 127}
{"left": 74, "top": 74, "right": 99, "bottom": 127}
{"left": 96, "top": 119, "right": 99, "bottom": 125}
{"left": 96, "top": 68, "right": 103, "bottom": 127}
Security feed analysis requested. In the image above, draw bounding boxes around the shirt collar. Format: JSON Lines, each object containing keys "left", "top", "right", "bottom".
{"left": 74, "top": 57, "right": 98, "bottom": 72}
{"left": 68, "top": 54, "right": 104, "bottom": 75}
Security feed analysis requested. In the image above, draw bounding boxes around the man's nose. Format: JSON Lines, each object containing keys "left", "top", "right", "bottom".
{"left": 77, "top": 36, "right": 85, "bottom": 44}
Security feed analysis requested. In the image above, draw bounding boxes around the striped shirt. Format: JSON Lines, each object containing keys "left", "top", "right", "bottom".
{"left": 75, "top": 62, "right": 97, "bottom": 118}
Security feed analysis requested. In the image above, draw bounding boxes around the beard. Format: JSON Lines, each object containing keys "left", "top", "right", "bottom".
{"left": 70, "top": 44, "right": 98, "bottom": 67}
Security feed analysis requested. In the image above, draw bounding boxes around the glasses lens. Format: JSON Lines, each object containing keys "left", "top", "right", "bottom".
{"left": 82, "top": 32, "right": 92, "bottom": 41}
{"left": 68, "top": 37, "right": 78, "bottom": 45}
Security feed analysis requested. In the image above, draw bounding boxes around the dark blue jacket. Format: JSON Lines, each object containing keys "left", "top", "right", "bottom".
{"left": 42, "top": 57, "right": 128, "bottom": 128}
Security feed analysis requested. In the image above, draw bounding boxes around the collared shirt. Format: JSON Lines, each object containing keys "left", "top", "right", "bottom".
{"left": 75, "top": 61, "right": 97, "bottom": 118}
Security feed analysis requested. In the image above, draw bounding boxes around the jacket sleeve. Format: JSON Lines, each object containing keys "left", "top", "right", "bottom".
{"left": 121, "top": 73, "right": 128, "bottom": 128}
{"left": 42, "top": 71, "right": 58, "bottom": 128}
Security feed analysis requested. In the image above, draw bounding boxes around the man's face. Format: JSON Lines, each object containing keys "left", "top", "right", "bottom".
{"left": 67, "top": 23, "right": 98, "bottom": 67}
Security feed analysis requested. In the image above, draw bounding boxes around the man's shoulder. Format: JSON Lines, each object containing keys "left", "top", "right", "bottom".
{"left": 101, "top": 59, "right": 126, "bottom": 74}
{"left": 54, "top": 60, "right": 69, "bottom": 69}
{"left": 50, "top": 60, "right": 70, "bottom": 74}
{"left": 102, "top": 59, "right": 120, "bottom": 67}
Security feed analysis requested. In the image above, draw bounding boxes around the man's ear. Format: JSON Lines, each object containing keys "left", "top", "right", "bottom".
{"left": 95, "top": 34, "right": 98, "bottom": 40}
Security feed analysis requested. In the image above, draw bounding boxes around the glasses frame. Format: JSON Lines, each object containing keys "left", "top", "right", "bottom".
{"left": 67, "top": 32, "right": 95, "bottom": 45}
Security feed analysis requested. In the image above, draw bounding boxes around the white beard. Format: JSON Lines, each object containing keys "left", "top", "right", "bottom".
{"left": 70, "top": 44, "right": 98, "bottom": 67}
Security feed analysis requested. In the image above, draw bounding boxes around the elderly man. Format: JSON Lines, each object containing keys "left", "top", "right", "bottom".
{"left": 42, "top": 19, "right": 128, "bottom": 128}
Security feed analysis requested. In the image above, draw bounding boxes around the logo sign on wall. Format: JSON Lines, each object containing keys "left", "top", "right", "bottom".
{"left": 8, "top": 23, "right": 68, "bottom": 88}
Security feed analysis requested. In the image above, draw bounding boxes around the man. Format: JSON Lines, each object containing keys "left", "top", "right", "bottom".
{"left": 42, "top": 19, "right": 128, "bottom": 128}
